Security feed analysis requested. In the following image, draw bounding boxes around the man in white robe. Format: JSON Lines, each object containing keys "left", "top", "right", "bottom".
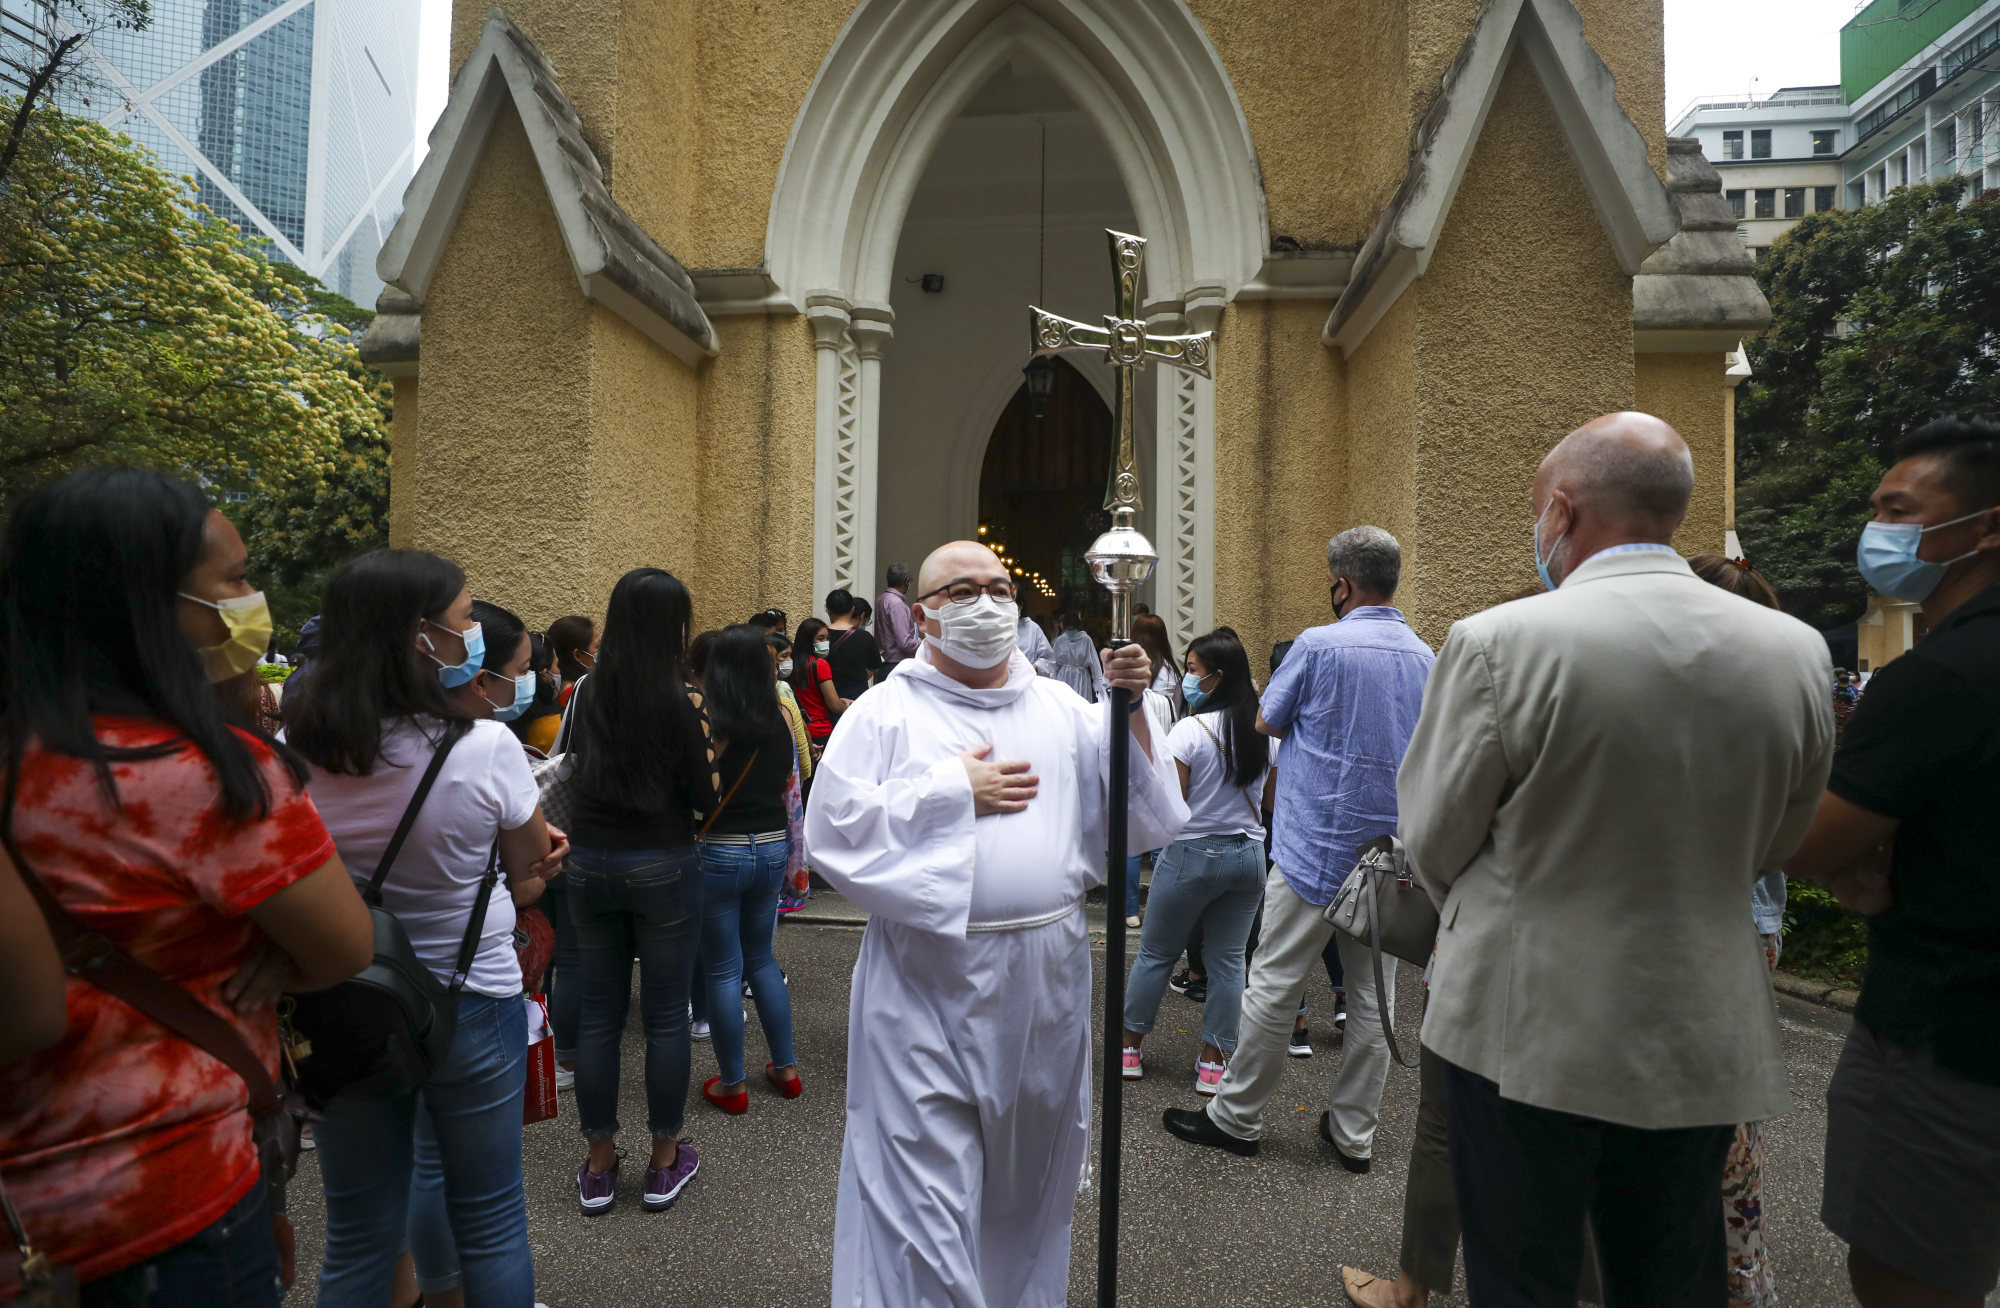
{"left": 807, "top": 540, "right": 1188, "bottom": 1308}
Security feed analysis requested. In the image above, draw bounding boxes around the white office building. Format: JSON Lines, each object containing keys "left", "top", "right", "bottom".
{"left": 3, "top": 0, "right": 419, "bottom": 306}
{"left": 1669, "top": 0, "right": 2000, "bottom": 254}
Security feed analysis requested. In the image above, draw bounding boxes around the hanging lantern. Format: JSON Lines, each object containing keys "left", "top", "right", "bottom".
{"left": 1023, "top": 355, "right": 1055, "bottom": 420}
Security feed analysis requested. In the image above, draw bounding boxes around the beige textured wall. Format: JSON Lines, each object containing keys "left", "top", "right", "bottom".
{"left": 689, "top": 314, "right": 819, "bottom": 634}
{"left": 1403, "top": 49, "right": 1637, "bottom": 647}
{"left": 1636, "top": 352, "right": 1729, "bottom": 558}
{"left": 1211, "top": 300, "right": 1347, "bottom": 670}
{"left": 412, "top": 102, "right": 595, "bottom": 625}
{"left": 414, "top": 99, "right": 701, "bottom": 629}
{"left": 1187, "top": 0, "right": 1407, "bottom": 249}
{"left": 387, "top": 377, "right": 419, "bottom": 548}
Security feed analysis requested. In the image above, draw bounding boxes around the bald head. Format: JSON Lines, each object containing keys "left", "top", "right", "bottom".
{"left": 1537, "top": 412, "right": 1694, "bottom": 537}
{"left": 917, "top": 540, "right": 1008, "bottom": 600}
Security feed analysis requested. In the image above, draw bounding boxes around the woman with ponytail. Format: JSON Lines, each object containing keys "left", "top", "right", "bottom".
{"left": 1116, "top": 629, "right": 1274, "bottom": 1097}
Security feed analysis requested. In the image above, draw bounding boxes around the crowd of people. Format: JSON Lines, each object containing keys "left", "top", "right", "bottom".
{"left": 0, "top": 408, "right": 1991, "bottom": 1308}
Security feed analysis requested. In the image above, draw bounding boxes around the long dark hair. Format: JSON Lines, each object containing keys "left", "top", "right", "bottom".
{"left": 471, "top": 600, "right": 528, "bottom": 673}
{"left": 1187, "top": 629, "right": 1266, "bottom": 790}
{"left": 1131, "top": 612, "right": 1177, "bottom": 683}
{"left": 705, "top": 624, "right": 788, "bottom": 747}
{"left": 284, "top": 549, "right": 471, "bottom": 775}
{"left": 547, "top": 614, "right": 595, "bottom": 682}
{"left": 790, "top": 618, "right": 829, "bottom": 694}
{"left": 0, "top": 468, "right": 302, "bottom": 823}
{"left": 574, "top": 568, "right": 702, "bottom": 810}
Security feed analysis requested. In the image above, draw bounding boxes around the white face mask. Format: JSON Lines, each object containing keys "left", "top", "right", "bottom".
{"left": 778, "top": 658, "right": 795, "bottom": 678}
{"left": 921, "top": 594, "right": 1020, "bottom": 669}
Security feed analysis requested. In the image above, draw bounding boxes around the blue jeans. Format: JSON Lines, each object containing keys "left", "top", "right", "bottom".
{"left": 540, "top": 871, "right": 582, "bottom": 1063}
{"left": 566, "top": 843, "right": 702, "bottom": 1141}
{"left": 81, "top": 1183, "right": 279, "bottom": 1307}
{"left": 314, "top": 992, "right": 533, "bottom": 1308}
{"left": 1123, "top": 834, "right": 1266, "bottom": 1053}
{"left": 699, "top": 837, "right": 798, "bottom": 1085}
{"left": 1125, "top": 852, "right": 1144, "bottom": 918}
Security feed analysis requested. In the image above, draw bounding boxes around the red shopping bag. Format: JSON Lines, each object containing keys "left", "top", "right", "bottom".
{"left": 523, "top": 993, "right": 558, "bottom": 1125}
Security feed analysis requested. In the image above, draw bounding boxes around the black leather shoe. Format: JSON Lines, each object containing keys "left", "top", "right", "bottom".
{"left": 1163, "top": 1106, "right": 1259, "bottom": 1157}
{"left": 1319, "top": 1112, "right": 1371, "bottom": 1173}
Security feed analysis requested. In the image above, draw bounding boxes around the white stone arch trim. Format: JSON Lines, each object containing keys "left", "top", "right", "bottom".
{"left": 1323, "top": 0, "right": 1678, "bottom": 357}
{"left": 767, "top": 0, "right": 1268, "bottom": 309}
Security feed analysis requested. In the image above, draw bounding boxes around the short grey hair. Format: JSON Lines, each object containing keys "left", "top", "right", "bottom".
{"left": 1326, "top": 526, "right": 1402, "bottom": 597}
{"left": 886, "top": 561, "right": 912, "bottom": 589}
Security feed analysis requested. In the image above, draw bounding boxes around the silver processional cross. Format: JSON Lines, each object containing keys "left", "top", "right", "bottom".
{"left": 1028, "top": 229, "right": 1213, "bottom": 644}
{"left": 1028, "top": 229, "right": 1214, "bottom": 1308}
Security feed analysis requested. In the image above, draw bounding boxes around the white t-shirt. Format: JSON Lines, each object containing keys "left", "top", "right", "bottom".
{"left": 1168, "top": 711, "right": 1271, "bottom": 842}
{"left": 289, "top": 718, "right": 539, "bottom": 999}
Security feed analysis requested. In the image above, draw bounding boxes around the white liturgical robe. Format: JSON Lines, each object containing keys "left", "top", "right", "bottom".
{"left": 807, "top": 645, "right": 1188, "bottom": 1308}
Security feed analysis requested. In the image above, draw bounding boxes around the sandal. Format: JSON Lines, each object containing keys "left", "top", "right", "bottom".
{"left": 765, "top": 1063, "right": 804, "bottom": 1099}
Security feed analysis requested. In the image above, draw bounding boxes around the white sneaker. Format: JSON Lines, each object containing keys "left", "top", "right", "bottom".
{"left": 691, "top": 1020, "right": 711, "bottom": 1040}
{"left": 299, "top": 1124, "right": 316, "bottom": 1151}
{"left": 555, "top": 1064, "right": 575, "bottom": 1091}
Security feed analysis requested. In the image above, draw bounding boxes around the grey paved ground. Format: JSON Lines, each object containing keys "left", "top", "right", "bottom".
{"left": 287, "top": 917, "right": 1980, "bottom": 1307}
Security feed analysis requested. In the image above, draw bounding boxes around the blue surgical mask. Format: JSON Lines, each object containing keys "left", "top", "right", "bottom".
{"left": 1182, "top": 671, "right": 1214, "bottom": 710}
{"left": 421, "top": 619, "right": 485, "bottom": 689}
{"left": 1532, "top": 501, "right": 1568, "bottom": 592}
{"left": 483, "top": 670, "right": 536, "bottom": 721}
{"left": 1856, "top": 510, "right": 1989, "bottom": 603}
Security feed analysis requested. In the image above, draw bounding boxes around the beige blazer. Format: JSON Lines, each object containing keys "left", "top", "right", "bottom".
{"left": 1400, "top": 549, "right": 1834, "bottom": 1129}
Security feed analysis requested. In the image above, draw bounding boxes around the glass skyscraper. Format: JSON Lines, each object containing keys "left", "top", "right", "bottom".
{"left": 5, "top": 0, "right": 419, "bottom": 306}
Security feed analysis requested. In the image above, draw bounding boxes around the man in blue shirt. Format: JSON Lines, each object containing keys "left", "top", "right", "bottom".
{"left": 1164, "top": 526, "right": 1435, "bottom": 1166}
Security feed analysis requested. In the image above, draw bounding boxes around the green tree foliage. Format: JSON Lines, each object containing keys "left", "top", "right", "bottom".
{"left": 0, "top": 100, "right": 385, "bottom": 509}
{"left": 1736, "top": 178, "right": 2000, "bottom": 631}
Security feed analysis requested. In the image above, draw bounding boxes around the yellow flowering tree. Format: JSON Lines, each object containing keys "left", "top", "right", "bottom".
{"left": 0, "top": 98, "right": 382, "bottom": 508}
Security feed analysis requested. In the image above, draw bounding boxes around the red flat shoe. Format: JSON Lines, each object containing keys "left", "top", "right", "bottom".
{"left": 702, "top": 1076, "right": 749, "bottom": 1114}
{"left": 765, "top": 1063, "right": 804, "bottom": 1099}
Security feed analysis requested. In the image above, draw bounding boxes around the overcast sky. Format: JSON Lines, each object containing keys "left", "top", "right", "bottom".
{"left": 412, "top": 0, "right": 1860, "bottom": 168}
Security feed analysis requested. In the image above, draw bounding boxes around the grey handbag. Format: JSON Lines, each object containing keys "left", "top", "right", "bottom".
{"left": 1323, "top": 834, "right": 1438, "bottom": 1069}
{"left": 532, "top": 675, "right": 583, "bottom": 829}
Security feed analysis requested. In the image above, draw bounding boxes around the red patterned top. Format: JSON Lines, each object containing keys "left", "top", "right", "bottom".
{"left": 0, "top": 719, "right": 334, "bottom": 1286}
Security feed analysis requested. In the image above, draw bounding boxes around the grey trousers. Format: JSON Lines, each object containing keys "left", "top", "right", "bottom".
{"left": 1207, "top": 866, "right": 1396, "bottom": 1156}
{"left": 1401, "top": 1044, "right": 1459, "bottom": 1292}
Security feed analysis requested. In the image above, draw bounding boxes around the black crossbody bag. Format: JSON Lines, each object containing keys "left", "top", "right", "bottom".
{"left": 289, "top": 723, "right": 502, "bottom": 1107}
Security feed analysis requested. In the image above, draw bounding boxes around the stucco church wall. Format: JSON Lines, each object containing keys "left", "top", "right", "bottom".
{"left": 407, "top": 102, "right": 597, "bottom": 627}
{"left": 1212, "top": 299, "right": 1347, "bottom": 673}
{"left": 1186, "top": 0, "right": 1406, "bottom": 249}
{"left": 689, "top": 315, "right": 819, "bottom": 634}
{"left": 1404, "top": 48, "right": 1636, "bottom": 648}
{"left": 1636, "top": 352, "right": 1728, "bottom": 558}
{"left": 1343, "top": 293, "right": 1421, "bottom": 552}
{"left": 387, "top": 377, "right": 419, "bottom": 548}
{"left": 584, "top": 304, "right": 699, "bottom": 613}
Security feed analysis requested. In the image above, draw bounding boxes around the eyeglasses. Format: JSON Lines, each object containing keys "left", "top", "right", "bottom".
{"left": 915, "top": 577, "right": 1016, "bottom": 605}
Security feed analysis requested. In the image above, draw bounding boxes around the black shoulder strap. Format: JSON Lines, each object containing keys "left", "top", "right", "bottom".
{"left": 448, "top": 843, "right": 502, "bottom": 993}
{"left": 368, "top": 723, "right": 465, "bottom": 902}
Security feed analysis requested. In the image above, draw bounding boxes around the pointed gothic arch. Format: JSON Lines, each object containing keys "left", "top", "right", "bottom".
{"left": 771, "top": 0, "right": 1264, "bottom": 647}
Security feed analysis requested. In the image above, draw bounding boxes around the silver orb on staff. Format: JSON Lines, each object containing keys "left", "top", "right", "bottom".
{"left": 1027, "top": 229, "right": 1214, "bottom": 1307}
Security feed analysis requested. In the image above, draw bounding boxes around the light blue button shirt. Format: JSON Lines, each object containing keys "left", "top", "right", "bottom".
{"left": 1260, "top": 607, "right": 1435, "bottom": 906}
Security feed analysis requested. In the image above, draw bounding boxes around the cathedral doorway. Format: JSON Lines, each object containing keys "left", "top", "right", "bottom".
{"left": 873, "top": 55, "right": 1149, "bottom": 620}
{"left": 976, "top": 356, "right": 1113, "bottom": 630}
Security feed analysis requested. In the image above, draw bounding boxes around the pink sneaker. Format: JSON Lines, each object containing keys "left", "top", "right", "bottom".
{"left": 1195, "top": 1059, "right": 1226, "bottom": 1096}
{"left": 1121, "top": 1047, "right": 1143, "bottom": 1080}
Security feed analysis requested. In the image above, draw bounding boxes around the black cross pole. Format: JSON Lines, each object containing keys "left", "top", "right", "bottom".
{"left": 1028, "top": 229, "right": 1213, "bottom": 1308}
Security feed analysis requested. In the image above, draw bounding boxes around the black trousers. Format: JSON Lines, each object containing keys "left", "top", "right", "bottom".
{"left": 1443, "top": 1059, "right": 1732, "bottom": 1308}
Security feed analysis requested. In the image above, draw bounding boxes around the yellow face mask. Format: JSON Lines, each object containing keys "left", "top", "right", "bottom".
{"left": 179, "top": 590, "right": 274, "bottom": 682}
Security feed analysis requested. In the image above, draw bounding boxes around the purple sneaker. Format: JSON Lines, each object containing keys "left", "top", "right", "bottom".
{"left": 643, "top": 1139, "right": 700, "bottom": 1212}
{"left": 577, "top": 1159, "right": 616, "bottom": 1216}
